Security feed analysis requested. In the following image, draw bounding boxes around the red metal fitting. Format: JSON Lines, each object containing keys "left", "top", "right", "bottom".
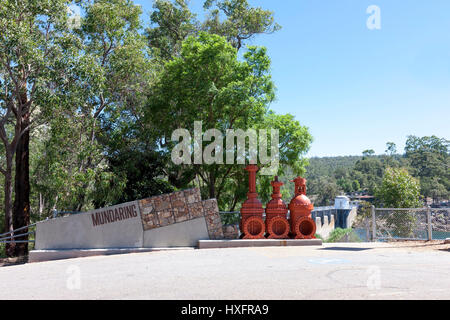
{"left": 240, "top": 165, "right": 265, "bottom": 239}
{"left": 293, "top": 216, "right": 316, "bottom": 239}
{"left": 242, "top": 216, "right": 266, "bottom": 239}
{"left": 288, "top": 177, "right": 316, "bottom": 239}
{"left": 265, "top": 176, "right": 289, "bottom": 239}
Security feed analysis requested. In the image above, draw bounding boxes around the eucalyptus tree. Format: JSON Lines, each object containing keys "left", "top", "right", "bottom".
{"left": 146, "top": 0, "right": 199, "bottom": 61}
{"left": 33, "top": 0, "right": 155, "bottom": 214}
{"left": 203, "top": 0, "right": 281, "bottom": 51}
{"left": 0, "top": 0, "right": 81, "bottom": 256}
{"left": 404, "top": 135, "right": 449, "bottom": 202}
{"left": 146, "top": 0, "right": 281, "bottom": 60}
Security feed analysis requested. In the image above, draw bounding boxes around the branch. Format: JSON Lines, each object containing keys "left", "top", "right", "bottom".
{"left": 195, "top": 166, "right": 209, "bottom": 185}
{"left": 1, "top": 61, "right": 20, "bottom": 116}
{"left": 216, "top": 165, "right": 233, "bottom": 200}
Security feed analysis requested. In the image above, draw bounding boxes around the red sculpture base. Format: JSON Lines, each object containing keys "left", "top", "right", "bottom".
{"left": 242, "top": 216, "right": 265, "bottom": 239}
{"left": 292, "top": 216, "right": 316, "bottom": 239}
{"left": 266, "top": 216, "right": 290, "bottom": 239}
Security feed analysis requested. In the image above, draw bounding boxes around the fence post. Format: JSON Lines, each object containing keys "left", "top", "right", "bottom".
{"left": 427, "top": 206, "right": 432, "bottom": 241}
{"left": 371, "top": 205, "right": 376, "bottom": 242}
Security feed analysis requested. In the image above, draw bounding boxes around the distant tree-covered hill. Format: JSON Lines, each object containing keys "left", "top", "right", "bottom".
{"left": 303, "top": 136, "right": 450, "bottom": 207}
{"left": 305, "top": 156, "right": 363, "bottom": 180}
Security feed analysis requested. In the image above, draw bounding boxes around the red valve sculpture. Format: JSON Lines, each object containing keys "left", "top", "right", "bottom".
{"left": 265, "top": 176, "right": 289, "bottom": 239}
{"left": 240, "top": 165, "right": 265, "bottom": 239}
{"left": 288, "top": 177, "right": 316, "bottom": 239}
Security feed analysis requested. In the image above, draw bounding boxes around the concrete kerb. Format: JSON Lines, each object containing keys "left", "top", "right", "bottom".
{"left": 28, "top": 247, "right": 196, "bottom": 263}
{"left": 198, "top": 239, "right": 323, "bottom": 249}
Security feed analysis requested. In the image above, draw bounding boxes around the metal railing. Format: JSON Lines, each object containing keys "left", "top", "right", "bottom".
{"left": 219, "top": 211, "right": 240, "bottom": 225}
{"left": 52, "top": 209, "right": 82, "bottom": 218}
{"left": 0, "top": 223, "right": 36, "bottom": 244}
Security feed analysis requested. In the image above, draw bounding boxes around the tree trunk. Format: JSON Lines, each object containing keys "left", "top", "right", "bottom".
{"left": 4, "top": 154, "right": 15, "bottom": 257}
{"left": 13, "top": 116, "right": 30, "bottom": 257}
{"left": 209, "top": 171, "right": 216, "bottom": 200}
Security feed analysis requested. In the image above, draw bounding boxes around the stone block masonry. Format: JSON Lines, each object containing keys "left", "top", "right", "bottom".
{"left": 203, "top": 199, "right": 224, "bottom": 240}
{"left": 138, "top": 188, "right": 223, "bottom": 240}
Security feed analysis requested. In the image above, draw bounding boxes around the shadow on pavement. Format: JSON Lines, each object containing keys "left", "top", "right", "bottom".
{"left": 319, "top": 247, "right": 373, "bottom": 251}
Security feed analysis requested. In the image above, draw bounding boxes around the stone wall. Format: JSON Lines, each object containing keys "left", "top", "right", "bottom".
{"left": 138, "top": 188, "right": 224, "bottom": 240}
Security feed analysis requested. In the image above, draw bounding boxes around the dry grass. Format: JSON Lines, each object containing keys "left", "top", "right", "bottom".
{"left": 0, "top": 255, "right": 28, "bottom": 267}
{"left": 384, "top": 239, "right": 450, "bottom": 252}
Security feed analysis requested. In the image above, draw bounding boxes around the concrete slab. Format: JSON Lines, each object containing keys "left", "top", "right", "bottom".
{"left": 198, "top": 239, "right": 323, "bottom": 249}
{"left": 29, "top": 247, "right": 195, "bottom": 263}
{"left": 143, "top": 217, "right": 210, "bottom": 247}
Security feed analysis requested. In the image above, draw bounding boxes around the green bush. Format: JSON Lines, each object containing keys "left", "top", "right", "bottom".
{"left": 326, "top": 228, "right": 362, "bottom": 243}
{"left": 0, "top": 242, "right": 5, "bottom": 259}
{"left": 314, "top": 233, "right": 324, "bottom": 240}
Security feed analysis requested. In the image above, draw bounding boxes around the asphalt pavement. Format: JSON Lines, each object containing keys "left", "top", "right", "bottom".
{"left": 1, "top": 242, "right": 449, "bottom": 299}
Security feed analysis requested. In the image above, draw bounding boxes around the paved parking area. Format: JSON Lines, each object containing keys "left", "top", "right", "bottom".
{"left": 0, "top": 242, "right": 449, "bottom": 299}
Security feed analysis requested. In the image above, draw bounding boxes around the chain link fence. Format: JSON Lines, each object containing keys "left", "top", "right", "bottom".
{"left": 354, "top": 207, "right": 450, "bottom": 241}
{"left": 374, "top": 208, "right": 429, "bottom": 240}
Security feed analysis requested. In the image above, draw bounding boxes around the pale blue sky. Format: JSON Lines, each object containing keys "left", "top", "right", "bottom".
{"left": 134, "top": 0, "right": 450, "bottom": 157}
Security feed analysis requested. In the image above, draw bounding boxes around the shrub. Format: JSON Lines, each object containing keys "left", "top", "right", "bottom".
{"left": 326, "top": 228, "right": 362, "bottom": 243}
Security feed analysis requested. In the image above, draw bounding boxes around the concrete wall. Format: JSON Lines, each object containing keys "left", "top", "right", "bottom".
{"left": 35, "top": 201, "right": 143, "bottom": 250}
{"left": 346, "top": 207, "right": 358, "bottom": 229}
{"left": 143, "top": 217, "right": 210, "bottom": 247}
{"left": 34, "top": 188, "right": 224, "bottom": 251}
{"left": 315, "top": 215, "right": 335, "bottom": 239}
{"left": 314, "top": 206, "right": 357, "bottom": 240}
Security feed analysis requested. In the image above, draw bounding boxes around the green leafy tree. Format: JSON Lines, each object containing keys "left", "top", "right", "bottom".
{"left": 420, "top": 177, "right": 448, "bottom": 204}
{"left": 0, "top": 0, "right": 78, "bottom": 256}
{"left": 310, "top": 177, "right": 342, "bottom": 206}
{"left": 352, "top": 156, "right": 384, "bottom": 195}
{"left": 146, "top": 32, "right": 311, "bottom": 209}
{"left": 362, "top": 149, "right": 375, "bottom": 158}
{"left": 385, "top": 142, "right": 397, "bottom": 155}
{"left": 203, "top": 0, "right": 281, "bottom": 51}
{"left": 146, "top": 0, "right": 199, "bottom": 61}
{"left": 32, "top": 0, "right": 155, "bottom": 215}
{"left": 375, "top": 167, "right": 422, "bottom": 238}
{"left": 376, "top": 167, "right": 422, "bottom": 208}
{"left": 404, "top": 135, "right": 449, "bottom": 202}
